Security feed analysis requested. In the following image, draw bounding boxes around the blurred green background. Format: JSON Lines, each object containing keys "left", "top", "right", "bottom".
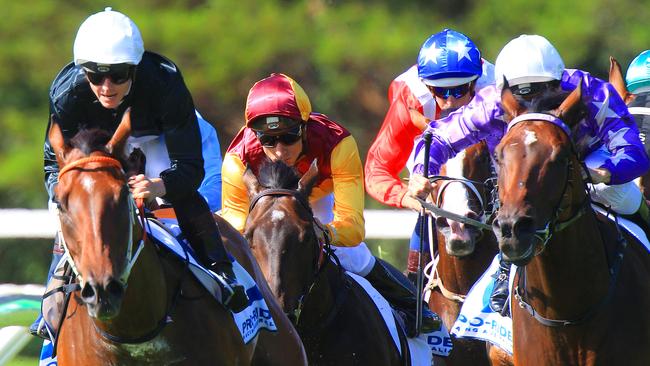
{"left": 2, "top": 0, "right": 650, "bottom": 363}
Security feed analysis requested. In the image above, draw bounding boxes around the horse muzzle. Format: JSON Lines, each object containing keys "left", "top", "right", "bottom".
{"left": 492, "top": 215, "right": 537, "bottom": 265}
{"left": 80, "top": 277, "right": 126, "bottom": 320}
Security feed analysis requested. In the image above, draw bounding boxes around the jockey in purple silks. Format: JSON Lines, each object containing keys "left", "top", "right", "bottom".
{"left": 407, "top": 34, "right": 650, "bottom": 314}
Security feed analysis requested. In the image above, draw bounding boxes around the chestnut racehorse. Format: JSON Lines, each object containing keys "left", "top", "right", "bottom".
{"left": 243, "top": 161, "right": 404, "bottom": 366}
{"left": 492, "top": 85, "right": 650, "bottom": 365}
{"left": 427, "top": 141, "right": 512, "bottom": 366}
{"left": 48, "top": 111, "right": 306, "bottom": 365}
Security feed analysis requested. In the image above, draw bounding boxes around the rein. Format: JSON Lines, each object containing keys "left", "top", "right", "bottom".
{"left": 506, "top": 112, "right": 627, "bottom": 327}
{"left": 57, "top": 156, "right": 185, "bottom": 344}
{"left": 249, "top": 188, "right": 348, "bottom": 331}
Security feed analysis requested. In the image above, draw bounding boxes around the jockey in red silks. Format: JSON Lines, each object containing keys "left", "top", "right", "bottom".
{"left": 364, "top": 29, "right": 495, "bottom": 281}
{"left": 222, "top": 73, "right": 441, "bottom": 336}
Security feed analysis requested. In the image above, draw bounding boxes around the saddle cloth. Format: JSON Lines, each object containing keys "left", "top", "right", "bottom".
{"left": 347, "top": 272, "right": 448, "bottom": 365}
{"left": 144, "top": 216, "right": 277, "bottom": 343}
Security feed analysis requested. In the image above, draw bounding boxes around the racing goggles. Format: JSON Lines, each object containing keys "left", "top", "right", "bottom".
{"left": 430, "top": 83, "right": 472, "bottom": 99}
{"left": 84, "top": 65, "right": 135, "bottom": 85}
{"left": 256, "top": 125, "right": 303, "bottom": 148}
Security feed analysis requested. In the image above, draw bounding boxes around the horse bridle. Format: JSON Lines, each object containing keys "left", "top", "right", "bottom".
{"left": 57, "top": 156, "right": 182, "bottom": 344}
{"left": 506, "top": 113, "right": 627, "bottom": 327}
{"left": 249, "top": 188, "right": 345, "bottom": 328}
{"left": 58, "top": 156, "right": 147, "bottom": 289}
{"left": 504, "top": 113, "right": 589, "bottom": 254}
{"left": 431, "top": 174, "right": 497, "bottom": 229}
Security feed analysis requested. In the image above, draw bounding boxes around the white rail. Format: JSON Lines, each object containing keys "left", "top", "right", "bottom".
{"left": 0, "top": 209, "right": 418, "bottom": 239}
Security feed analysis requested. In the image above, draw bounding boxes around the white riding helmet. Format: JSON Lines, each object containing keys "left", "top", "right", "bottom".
{"left": 73, "top": 7, "right": 144, "bottom": 66}
{"left": 495, "top": 35, "right": 564, "bottom": 90}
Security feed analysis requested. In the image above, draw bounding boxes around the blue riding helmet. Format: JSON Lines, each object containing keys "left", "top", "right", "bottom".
{"left": 417, "top": 29, "right": 482, "bottom": 87}
{"left": 626, "top": 50, "right": 650, "bottom": 93}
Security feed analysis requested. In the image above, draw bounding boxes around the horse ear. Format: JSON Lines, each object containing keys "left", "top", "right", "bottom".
{"left": 500, "top": 78, "right": 526, "bottom": 118}
{"left": 298, "top": 159, "right": 319, "bottom": 196}
{"left": 555, "top": 82, "right": 584, "bottom": 127}
{"left": 243, "top": 166, "right": 262, "bottom": 199}
{"left": 48, "top": 115, "right": 70, "bottom": 165}
{"left": 609, "top": 56, "right": 634, "bottom": 104}
{"left": 106, "top": 107, "right": 132, "bottom": 156}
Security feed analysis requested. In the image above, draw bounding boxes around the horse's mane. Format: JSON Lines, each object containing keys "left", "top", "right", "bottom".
{"left": 526, "top": 90, "right": 571, "bottom": 113}
{"left": 257, "top": 161, "right": 301, "bottom": 190}
{"left": 69, "top": 128, "right": 112, "bottom": 155}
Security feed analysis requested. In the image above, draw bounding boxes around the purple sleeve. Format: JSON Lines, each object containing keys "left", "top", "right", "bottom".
{"left": 412, "top": 86, "right": 506, "bottom": 175}
{"left": 565, "top": 69, "right": 650, "bottom": 184}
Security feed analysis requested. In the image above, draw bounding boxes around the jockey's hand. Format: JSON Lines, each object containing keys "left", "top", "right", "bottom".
{"left": 407, "top": 174, "right": 433, "bottom": 207}
{"left": 313, "top": 218, "right": 332, "bottom": 245}
{"left": 128, "top": 174, "right": 167, "bottom": 201}
{"left": 586, "top": 167, "right": 612, "bottom": 184}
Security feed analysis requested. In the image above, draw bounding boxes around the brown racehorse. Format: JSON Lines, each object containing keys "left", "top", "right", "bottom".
{"left": 492, "top": 85, "right": 650, "bottom": 365}
{"left": 427, "top": 141, "right": 512, "bottom": 366}
{"left": 243, "top": 161, "right": 405, "bottom": 366}
{"left": 48, "top": 111, "right": 307, "bottom": 365}
{"left": 608, "top": 56, "right": 650, "bottom": 198}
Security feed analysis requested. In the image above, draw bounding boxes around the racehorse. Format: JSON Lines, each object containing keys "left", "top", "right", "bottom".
{"left": 492, "top": 84, "right": 650, "bottom": 365}
{"left": 48, "top": 110, "right": 307, "bottom": 365}
{"left": 608, "top": 56, "right": 650, "bottom": 198}
{"left": 427, "top": 141, "right": 512, "bottom": 366}
{"left": 243, "top": 160, "right": 405, "bottom": 366}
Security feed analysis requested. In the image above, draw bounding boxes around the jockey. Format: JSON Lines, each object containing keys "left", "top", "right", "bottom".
{"left": 626, "top": 50, "right": 650, "bottom": 159}
{"left": 365, "top": 28, "right": 495, "bottom": 281}
{"left": 407, "top": 34, "right": 650, "bottom": 314}
{"left": 222, "top": 73, "right": 441, "bottom": 336}
{"left": 32, "top": 8, "right": 245, "bottom": 339}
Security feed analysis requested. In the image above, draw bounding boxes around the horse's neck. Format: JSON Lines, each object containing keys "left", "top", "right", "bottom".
{"left": 523, "top": 208, "right": 610, "bottom": 317}
{"left": 298, "top": 260, "right": 341, "bottom": 328}
{"left": 436, "top": 233, "right": 497, "bottom": 295}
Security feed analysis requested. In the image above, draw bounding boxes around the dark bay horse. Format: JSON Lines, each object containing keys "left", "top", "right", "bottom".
{"left": 427, "top": 141, "right": 511, "bottom": 366}
{"left": 492, "top": 85, "right": 650, "bottom": 365}
{"left": 48, "top": 111, "right": 306, "bottom": 365}
{"left": 609, "top": 56, "right": 650, "bottom": 198}
{"left": 243, "top": 161, "right": 404, "bottom": 366}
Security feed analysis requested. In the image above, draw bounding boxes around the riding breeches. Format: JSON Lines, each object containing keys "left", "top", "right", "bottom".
{"left": 312, "top": 194, "right": 376, "bottom": 276}
{"left": 584, "top": 147, "right": 643, "bottom": 215}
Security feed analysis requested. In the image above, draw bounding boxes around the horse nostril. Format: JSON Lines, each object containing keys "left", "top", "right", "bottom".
{"left": 494, "top": 218, "right": 513, "bottom": 238}
{"left": 513, "top": 217, "right": 535, "bottom": 236}
{"left": 106, "top": 279, "right": 124, "bottom": 299}
{"left": 81, "top": 282, "right": 97, "bottom": 303}
{"left": 435, "top": 216, "right": 449, "bottom": 229}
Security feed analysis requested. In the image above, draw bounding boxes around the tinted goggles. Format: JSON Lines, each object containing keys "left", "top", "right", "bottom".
{"left": 84, "top": 66, "right": 134, "bottom": 85}
{"left": 256, "top": 125, "right": 303, "bottom": 147}
{"left": 430, "top": 83, "right": 472, "bottom": 99}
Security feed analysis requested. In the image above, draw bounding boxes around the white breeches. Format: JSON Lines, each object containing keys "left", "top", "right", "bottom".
{"left": 312, "top": 194, "right": 375, "bottom": 276}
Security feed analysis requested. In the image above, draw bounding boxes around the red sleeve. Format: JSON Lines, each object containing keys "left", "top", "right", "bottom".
{"left": 364, "top": 79, "right": 428, "bottom": 208}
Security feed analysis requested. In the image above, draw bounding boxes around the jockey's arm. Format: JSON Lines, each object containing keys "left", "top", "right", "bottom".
{"left": 365, "top": 91, "right": 426, "bottom": 209}
{"left": 220, "top": 153, "right": 249, "bottom": 233}
{"left": 196, "top": 113, "right": 223, "bottom": 212}
{"left": 158, "top": 82, "right": 205, "bottom": 203}
{"left": 327, "top": 136, "right": 365, "bottom": 246}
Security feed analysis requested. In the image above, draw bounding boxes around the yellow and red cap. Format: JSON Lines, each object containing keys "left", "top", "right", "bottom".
{"left": 245, "top": 73, "right": 312, "bottom": 131}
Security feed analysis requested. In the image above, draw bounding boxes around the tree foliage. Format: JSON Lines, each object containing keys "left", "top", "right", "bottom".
{"left": 1, "top": 0, "right": 650, "bottom": 209}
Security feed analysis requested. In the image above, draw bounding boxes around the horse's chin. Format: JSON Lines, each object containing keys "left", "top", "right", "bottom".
{"left": 442, "top": 227, "right": 480, "bottom": 257}
{"left": 446, "top": 238, "right": 476, "bottom": 257}
{"left": 86, "top": 301, "right": 121, "bottom": 321}
{"left": 499, "top": 236, "right": 536, "bottom": 266}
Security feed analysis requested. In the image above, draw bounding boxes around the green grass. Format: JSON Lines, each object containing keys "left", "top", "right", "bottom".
{"left": 5, "top": 356, "right": 40, "bottom": 366}
{"left": 5, "top": 337, "right": 44, "bottom": 366}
